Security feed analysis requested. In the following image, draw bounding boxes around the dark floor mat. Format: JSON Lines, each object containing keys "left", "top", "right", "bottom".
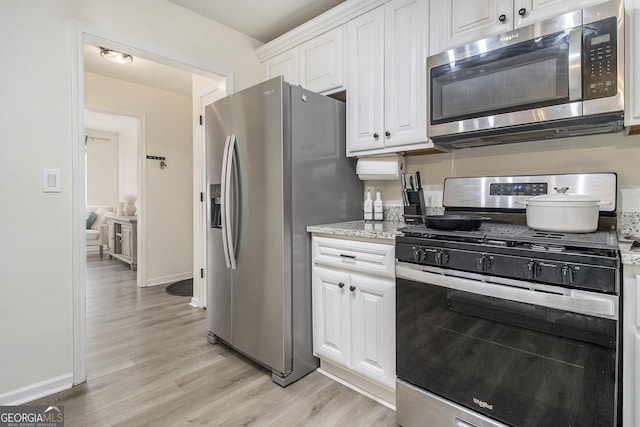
{"left": 166, "top": 279, "right": 193, "bottom": 297}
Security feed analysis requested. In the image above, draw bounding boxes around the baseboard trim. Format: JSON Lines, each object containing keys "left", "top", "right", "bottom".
{"left": 189, "top": 297, "right": 202, "bottom": 308}
{"left": 0, "top": 374, "right": 73, "bottom": 405}
{"left": 317, "top": 361, "right": 396, "bottom": 410}
{"left": 145, "top": 272, "right": 192, "bottom": 287}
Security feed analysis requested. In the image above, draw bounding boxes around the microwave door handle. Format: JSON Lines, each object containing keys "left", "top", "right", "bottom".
{"left": 568, "top": 27, "right": 582, "bottom": 102}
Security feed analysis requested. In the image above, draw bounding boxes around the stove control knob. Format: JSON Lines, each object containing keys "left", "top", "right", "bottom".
{"left": 475, "top": 255, "right": 492, "bottom": 272}
{"left": 435, "top": 250, "right": 450, "bottom": 266}
{"left": 526, "top": 261, "right": 541, "bottom": 279}
{"left": 561, "top": 265, "right": 576, "bottom": 284}
{"left": 413, "top": 247, "right": 427, "bottom": 262}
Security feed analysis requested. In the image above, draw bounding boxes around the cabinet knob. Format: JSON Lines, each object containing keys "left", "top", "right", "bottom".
{"left": 350, "top": 285, "right": 356, "bottom": 292}
{"left": 373, "top": 133, "right": 379, "bottom": 140}
{"left": 338, "top": 282, "right": 345, "bottom": 288}
{"left": 385, "top": 131, "right": 391, "bottom": 137}
{"left": 518, "top": 8, "right": 526, "bottom": 16}
{"left": 498, "top": 14, "right": 507, "bottom": 23}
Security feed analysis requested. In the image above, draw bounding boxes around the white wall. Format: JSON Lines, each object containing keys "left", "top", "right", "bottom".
{"left": 86, "top": 129, "right": 119, "bottom": 205}
{"left": 367, "top": 132, "right": 640, "bottom": 207}
{"left": 0, "top": 0, "right": 262, "bottom": 403}
{"left": 118, "top": 127, "right": 137, "bottom": 200}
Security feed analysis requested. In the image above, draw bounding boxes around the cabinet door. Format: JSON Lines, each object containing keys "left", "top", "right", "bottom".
{"left": 313, "top": 267, "right": 351, "bottom": 367}
{"left": 350, "top": 273, "right": 395, "bottom": 389}
{"left": 346, "top": 6, "right": 385, "bottom": 154}
{"left": 299, "top": 26, "right": 344, "bottom": 94}
{"left": 384, "top": 0, "right": 428, "bottom": 148}
{"left": 513, "top": 0, "right": 603, "bottom": 29}
{"left": 107, "top": 222, "right": 115, "bottom": 254}
{"left": 121, "top": 224, "right": 132, "bottom": 260}
{"left": 429, "top": 0, "right": 513, "bottom": 55}
{"left": 264, "top": 49, "right": 299, "bottom": 85}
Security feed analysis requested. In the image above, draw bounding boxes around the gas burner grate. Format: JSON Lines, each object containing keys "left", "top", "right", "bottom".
{"left": 530, "top": 232, "right": 566, "bottom": 239}
{"left": 399, "top": 223, "right": 619, "bottom": 252}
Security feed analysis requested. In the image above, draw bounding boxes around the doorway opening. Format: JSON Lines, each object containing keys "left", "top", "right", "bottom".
{"left": 72, "top": 22, "right": 231, "bottom": 385}
{"left": 85, "top": 108, "right": 143, "bottom": 286}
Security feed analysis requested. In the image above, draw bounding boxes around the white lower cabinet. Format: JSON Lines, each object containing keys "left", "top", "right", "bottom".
{"left": 312, "top": 235, "right": 396, "bottom": 406}
{"left": 349, "top": 273, "right": 395, "bottom": 389}
{"left": 623, "top": 266, "right": 640, "bottom": 427}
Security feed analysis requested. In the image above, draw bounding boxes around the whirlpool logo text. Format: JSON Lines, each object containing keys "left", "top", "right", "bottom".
{"left": 473, "top": 397, "right": 494, "bottom": 410}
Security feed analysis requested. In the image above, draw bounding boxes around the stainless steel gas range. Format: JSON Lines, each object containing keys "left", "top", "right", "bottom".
{"left": 395, "top": 173, "right": 621, "bottom": 427}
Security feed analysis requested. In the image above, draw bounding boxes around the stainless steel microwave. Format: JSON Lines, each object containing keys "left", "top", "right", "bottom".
{"left": 427, "top": 0, "right": 624, "bottom": 150}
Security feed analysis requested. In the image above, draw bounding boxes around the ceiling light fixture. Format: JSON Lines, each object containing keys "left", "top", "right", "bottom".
{"left": 99, "top": 47, "right": 133, "bottom": 64}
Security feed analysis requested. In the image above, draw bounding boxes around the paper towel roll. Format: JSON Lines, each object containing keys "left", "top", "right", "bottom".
{"left": 356, "top": 155, "right": 404, "bottom": 180}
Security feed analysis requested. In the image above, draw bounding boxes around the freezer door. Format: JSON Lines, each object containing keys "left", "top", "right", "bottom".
{"left": 205, "top": 96, "right": 233, "bottom": 344}
{"left": 230, "top": 77, "right": 291, "bottom": 375}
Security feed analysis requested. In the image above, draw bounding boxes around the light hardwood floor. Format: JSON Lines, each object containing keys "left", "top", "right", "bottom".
{"left": 30, "top": 252, "right": 397, "bottom": 426}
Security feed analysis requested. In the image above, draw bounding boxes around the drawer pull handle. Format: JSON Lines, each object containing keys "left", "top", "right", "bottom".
{"left": 338, "top": 282, "right": 345, "bottom": 288}
{"left": 340, "top": 254, "right": 356, "bottom": 259}
{"left": 350, "top": 285, "right": 356, "bottom": 292}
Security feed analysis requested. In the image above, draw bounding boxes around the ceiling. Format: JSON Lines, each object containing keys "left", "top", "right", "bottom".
{"left": 84, "top": 44, "right": 196, "bottom": 96}
{"left": 168, "top": 0, "right": 346, "bottom": 43}
{"left": 84, "top": 1, "right": 345, "bottom": 97}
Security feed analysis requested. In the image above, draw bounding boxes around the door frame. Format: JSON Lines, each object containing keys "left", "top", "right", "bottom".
{"left": 191, "top": 84, "right": 226, "bottom": 309}
{"left": 71, "top": 21, "right": 233, "bottom": 384}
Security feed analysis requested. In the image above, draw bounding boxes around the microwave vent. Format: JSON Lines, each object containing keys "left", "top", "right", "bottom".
{"left": 432, "top": 112, "right": 624, "bottom": 151}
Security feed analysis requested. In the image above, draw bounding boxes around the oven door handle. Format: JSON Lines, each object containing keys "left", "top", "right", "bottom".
{"left": 396, "top": 262, "right": 617, "bottom": 320}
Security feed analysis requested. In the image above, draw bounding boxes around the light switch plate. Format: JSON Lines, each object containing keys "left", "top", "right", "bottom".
{"left": 43, "top": 168, "right": 61, "bottom": 193}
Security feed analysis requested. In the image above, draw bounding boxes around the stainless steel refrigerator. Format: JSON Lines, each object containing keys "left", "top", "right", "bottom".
{"left": 205, "top": 77, "right": 362, "bottom": 386}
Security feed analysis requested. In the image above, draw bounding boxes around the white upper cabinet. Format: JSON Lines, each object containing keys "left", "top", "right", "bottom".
{"left": 262, "top": 27, "right": 344, "bottom": 94}
{"left": 430, "top": 0, "right": 513, "bottom": 55}
{"left": 298, "top": 27, "right": 344, "bottom": 94}
{"left": 347, "top": 0, "right": 431, "bottom": 156}
{"left": 384, "top": 0, "right": 428, "bottom": 148}
{"left": 430, "top": 0, "right": 604, "bottom": 55}
{"left": 346, "top": 6, "right": 386, "bottom": 153}
{"left": 626, "top": 0, "right": 640, "bottom": 127}
{"left": 514, "top": 0, "right": 606, "bottom": 28}
{"left": 264, "top": 49, "right": 299, "bottom": 86}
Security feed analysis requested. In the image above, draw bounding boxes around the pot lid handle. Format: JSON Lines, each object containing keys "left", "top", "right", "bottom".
{"left": 554, "top": 186, "right": 569, "bottom": 194}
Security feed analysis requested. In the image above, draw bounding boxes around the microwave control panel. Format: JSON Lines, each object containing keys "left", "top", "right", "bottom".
{"left": 583, "top": 17, "right": 617, "bottom": 100}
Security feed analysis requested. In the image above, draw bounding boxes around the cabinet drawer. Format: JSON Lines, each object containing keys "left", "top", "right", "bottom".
{"left": 313, "top": 236, "right": 395, "bottom": 278}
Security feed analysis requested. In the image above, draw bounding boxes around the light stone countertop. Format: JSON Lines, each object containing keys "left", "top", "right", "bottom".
{"left": 621, "top": 249, "right": 640, "bottom": 265}
{"left": 307, "top": 220, "right": 404, "bottom": 241}
{"left": 307, "top": 211, "right": 640, "bottom": 264}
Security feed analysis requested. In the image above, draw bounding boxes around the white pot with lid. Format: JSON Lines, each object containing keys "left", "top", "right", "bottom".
{"left": 524, "top": 187, "right": 600, "bottom": 233}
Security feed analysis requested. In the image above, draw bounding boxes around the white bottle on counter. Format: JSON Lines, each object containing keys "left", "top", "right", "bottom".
{"left": 374, "top": 187, "right": 383, "bottom": 221}
{"left": 364, "top": 187, "right": 373, "bottom": 221}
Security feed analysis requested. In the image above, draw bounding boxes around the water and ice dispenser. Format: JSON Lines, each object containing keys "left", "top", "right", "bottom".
{"left": 210, "top": 184, "right": 222, "bottom": 229}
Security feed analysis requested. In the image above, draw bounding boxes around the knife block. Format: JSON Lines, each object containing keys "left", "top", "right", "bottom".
{"left": 403, "top": 189, "right": 426, "bottom": 224}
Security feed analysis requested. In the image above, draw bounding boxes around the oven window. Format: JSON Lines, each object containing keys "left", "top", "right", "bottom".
{"left": 396, "top": 278, "right": 618, "bottom": 427}
{"left": 430, "top": 31, "right": 571, "bottom": 125}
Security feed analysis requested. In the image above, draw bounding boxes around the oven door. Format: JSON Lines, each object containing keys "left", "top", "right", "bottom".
{"left": 427, "top": 11, "right": 583, "bottom": 138}
{"left": 396, "top": 262, "right": 620, "bottom": 427}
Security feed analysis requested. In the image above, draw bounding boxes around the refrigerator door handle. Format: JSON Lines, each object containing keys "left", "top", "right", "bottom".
{"left": 220, "top": 134, "right": 232, "bottom": 269}
{"left": 226, "top": 134, "right": 238, "bottom": 271}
